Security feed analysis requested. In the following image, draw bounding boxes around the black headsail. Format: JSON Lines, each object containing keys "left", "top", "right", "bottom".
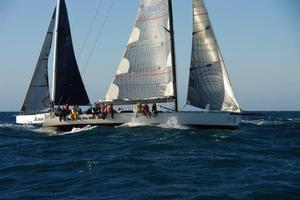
{"left": 53, "top": 0, "right": 90, "bottom": 106}
{"left": 20, "top": 8, "right": 56, "bottom": 114}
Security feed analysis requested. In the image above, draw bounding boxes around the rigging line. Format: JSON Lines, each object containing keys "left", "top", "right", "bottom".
{"left": 158, "top": 105, "right": 175, "bottom": 112}
{"left": 81, "top": 0, "right": 115, "bottom": 75}
{"left": 78, "top": 0, "right": 103, "bottom": 60}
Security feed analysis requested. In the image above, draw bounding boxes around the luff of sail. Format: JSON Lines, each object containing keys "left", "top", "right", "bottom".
{"left": 106, "top": 0, "right": 175, "bottom": 104}
{"left": 53, "top": 0, "right": 90, "bottom": 106}
{"left": 21, "top": 8, "right": 56, "bottom": 114}
{"left": 187, "top": 0, "right": 240, "bottom": 112}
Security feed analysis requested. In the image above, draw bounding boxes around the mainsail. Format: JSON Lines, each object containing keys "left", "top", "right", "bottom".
{"left": 106, "top": 0, "right": 176, "bottom": 105}
{"left": 52, "top": 0, "right": 90, "bottom": 106}
{"left": 187, "top": 0, "right": 240, "bottom": 112}
{"left": 20, "top": 9, "right": 56, "bottom": 114}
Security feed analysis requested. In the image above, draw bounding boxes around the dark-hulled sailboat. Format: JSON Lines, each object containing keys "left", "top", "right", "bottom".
{"left": 43, "top": 0, "right": 241, "bottom": 131}
{"left": 16, "top": 0, "right": 90, "bottom": 124}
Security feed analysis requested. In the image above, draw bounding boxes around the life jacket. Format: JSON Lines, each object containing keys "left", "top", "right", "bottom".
{"left": 136, "top": 103, "right": 142, "bottom": 112}
{"left": 101, "top": 106, "right": 107, "bottom": 113}
{"left": 71, "top": 110, "right": 78, "bottom": 120}
{"left": 144, "top": 105, "right": 149, "bottom": 112}
{"left": 108, "top": 106, "right": 113, "bottom": 113}
{"left": 63, "top": 107, "right": 68, "bottom": 114}
{"left": 152, "top": 104, "right": 157, "bottom": 112}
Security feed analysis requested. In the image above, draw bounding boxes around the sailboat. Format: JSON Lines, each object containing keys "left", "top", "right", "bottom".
{"left": 16, "top": 0, "right": 90, "bottom": 124}
{"left": 43, "top": 0, "right": 241, "bottom": 131}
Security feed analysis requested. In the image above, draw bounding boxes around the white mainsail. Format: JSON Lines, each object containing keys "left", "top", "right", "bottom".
{"left": 21, "top": 9, "right": 56, "bottom": 114}
{"left": 187, "top": 0, "right": 240, "bottom": 112}
{"left": 106, "top": 0, "right": 176, "bottom": 105}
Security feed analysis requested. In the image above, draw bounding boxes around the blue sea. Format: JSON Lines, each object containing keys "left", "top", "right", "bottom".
{"left": 0, "top": 112, "right": 299, "bottom": 200}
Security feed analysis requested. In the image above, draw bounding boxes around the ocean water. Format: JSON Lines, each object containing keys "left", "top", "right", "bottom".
{"left": 0, "top": 112, "right": 299, "bottom": 200}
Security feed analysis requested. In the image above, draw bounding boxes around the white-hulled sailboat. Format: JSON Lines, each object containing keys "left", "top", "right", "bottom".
{"left": 16, "top": 0, "right": 90, "bottom": 125}
{"left": 43, "top": 0, "right": 241, "bottom": 131}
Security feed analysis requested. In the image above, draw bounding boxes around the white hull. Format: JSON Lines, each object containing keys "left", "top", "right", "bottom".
{"left": 16, "top": 113, "right": 49, "bottom": 125}
{"left": 43, "top": 111, "right": 241, "bottom": 131}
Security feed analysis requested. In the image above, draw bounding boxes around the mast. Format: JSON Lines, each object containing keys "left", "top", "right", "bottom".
{"left": 168, "top": 0, "right": 178, "bottom": 112}
{"left": 51, "top": 0, "right": 60, "bottom": 106}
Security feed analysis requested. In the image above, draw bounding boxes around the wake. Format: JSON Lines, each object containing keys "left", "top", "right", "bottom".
{"left": 0, "top": 123, "right": 35, "bottom": 130}
{"left": 117, "top": 116, "right": 189, "bottom": 130}
{"left": 34, "top": 125, "right": 97, "bottom": 136}
{"left": 157, "top": 117, "right": 189, "bottom": 130}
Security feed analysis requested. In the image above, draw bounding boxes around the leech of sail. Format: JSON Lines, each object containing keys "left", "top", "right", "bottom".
{"left": 168, "top": 0, "right": 178, "bottom": 111}
{"left": 51, "top": 0, "right": 60, "bottom": 104}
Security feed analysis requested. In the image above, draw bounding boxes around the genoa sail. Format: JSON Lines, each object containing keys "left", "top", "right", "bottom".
{"left": 187, "top": 0, "right": 240, "bottom": 112}
{"left": 105, "top": 0, "right": 176, "bottom": 105}
{"left": 20, "top": 9, "right": 56, "bottom": 114}
{"left": 53, "top": 0, "right": 90, "bottom": 106}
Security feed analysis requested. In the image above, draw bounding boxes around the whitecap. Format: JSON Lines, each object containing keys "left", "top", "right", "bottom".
{"left": 0, "top": 123, "right": 35, "bottom": 130}
{"left": 116, "top": 115, "right": 154, "bottom": 128}
{"left": 287, "top": 118, "right": 300, "bottom": 122}
{"left": 117, "top": 121, "right": 153, "bottom": 128}
{"left": 242, "top": 119, "right": 283, "bottom": 126}
{"left": 33, "top": 127, "right": 58, "bottom": 135}
{"left": 62, "top": 125, "right": 97, "bottom": 135}
{"left": 212, "top": 134, "right": 229, "bottom": 142}
{"left": 33, "top": 125, "right": 97, "bottom": 136}
{"left": 157, "top": 117, "right": 189, "bottom": 130}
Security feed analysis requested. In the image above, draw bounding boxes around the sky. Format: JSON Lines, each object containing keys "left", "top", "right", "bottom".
{"left": 0, "top": 0, "right": 299, "bottom": 111}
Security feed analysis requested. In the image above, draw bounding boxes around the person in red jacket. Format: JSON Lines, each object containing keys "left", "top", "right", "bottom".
{"left": 108, "top": 104, "right": 114, "bottom": 119}
{"left": 101, "top": 104, "right": 107, "bottom": 120}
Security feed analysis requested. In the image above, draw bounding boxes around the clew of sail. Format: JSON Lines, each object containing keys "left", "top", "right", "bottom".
{"left": 187, "top": 0, "right": 240, "bottom": 112}
{"left": 21, "top": 8, "right": 56, "bottom": 114}
{"left": 53, "top": 0, "right": 90, "bottom": 106}
{"left": 106, "top": 0, "right": 176, "bottom": 105}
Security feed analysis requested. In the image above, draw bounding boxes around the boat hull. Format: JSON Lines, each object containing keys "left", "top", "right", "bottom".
{"left": 16, "top": 113, "right": 49, "bottom": 125}
{"left": 43, "top": 111, "right": 241, "bottom": 131}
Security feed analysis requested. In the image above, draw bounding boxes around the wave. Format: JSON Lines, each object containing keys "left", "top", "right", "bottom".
{"left": 212, "top": 134, "right": 230, "bottom": 142}
{"left": 33, "top": 127, "right": 58, "bottom": 135}
{"left": 0, "top": 123, "right": 35, "bottom": 130}
{"left": 157, "top": 117, "right": 189, "bottom": 130}
{"left": 116, "top": 114, "right": 159, "bottom": 128}
{"left": 34, "top": 125, "right": 97, "bottom": 136}
{"left": 242, "top": 119, "right": 286, "bottom": 126}
{"left": 287, "top": 118, "right": 300, "bottom": 122}
{"left": 117, "top": 120, "right": 153, "bottom": 128}
{"left": 118, "top": 116, "right": 189, "bottom": 130}
{"left": 64, "top": 125, "right": 97, "bottom": 135}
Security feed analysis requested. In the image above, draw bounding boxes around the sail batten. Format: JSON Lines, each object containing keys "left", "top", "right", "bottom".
{"left": 105, "top": 0, "right": 175, "bottom": 104}
{"left": 20, "top": 8, "right": 56, "bottom": 114}
{"left": 187, "top": 0, "right": 239, "bottom": 112}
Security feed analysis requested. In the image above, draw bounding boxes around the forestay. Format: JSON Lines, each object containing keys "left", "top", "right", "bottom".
{"left": 106, "top": 0, "right": 175, "bottom": 104}
{"left": 53, "top": 0, "right": 90, "bottom": 106}
{"left": 187, "top": 0, "right": 240, "bottom": 112}
{"left": 20, "top": 9, "right": 56, "bottom": 114}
